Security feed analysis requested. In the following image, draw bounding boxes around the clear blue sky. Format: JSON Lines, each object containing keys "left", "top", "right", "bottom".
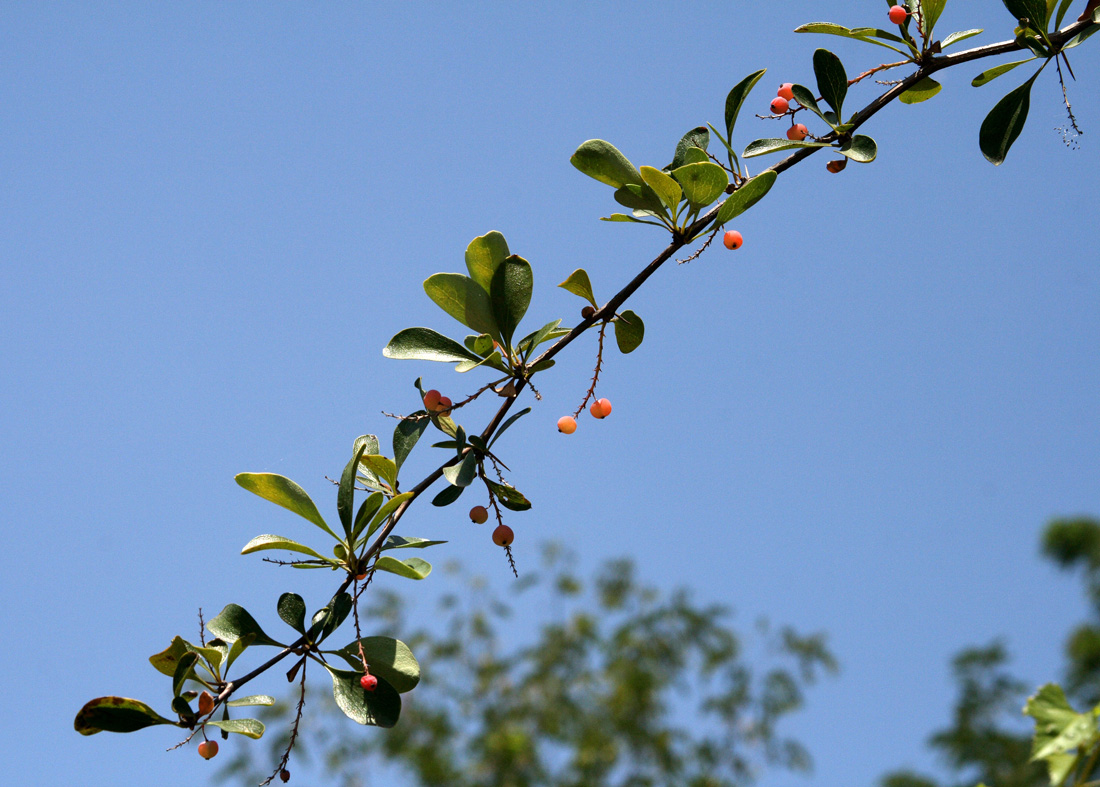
{"left": 2, "top": 2, "right": 1098, "bottom": 785}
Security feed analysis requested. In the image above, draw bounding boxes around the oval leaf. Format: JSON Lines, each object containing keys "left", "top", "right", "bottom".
{"left": 431, "top": 483, "right": 465, "bottom": 506}
{"left": 393, "top": 417, "right": 429, "bottom": 473}
{"left": 240, "top": 534, "right": 327, "bottom": 561}
{"left": 743, "top": 138, "right": 831, "bottom": 158}
{"left": 374, "top": 555, "right": 432, "bottom": 580}
{"left": 724, "top": 69, "right": 767, "bottom": 139}
{"left": 613, "top": 310, "right": 644, "bottom": 354}
{"left": 383, "top": 327, "right": 483, "bottom": 366}
{"left": 614, "top": 182, "right": 667, "bottom": 215}
{"left": 325, "top": 665, "right": 402, "bottom": 727}
{"left": 235, "top": 473, "right": 335, "bottom": 540}
{"left": 813, "top": 48, "right": 848, "bottom": 116}
{"left": 75, "top": 697, "right": 176, "bottom": 735}
{"left": 639, "top": 165, "right": 683, "bottom": 211}
{"left": 670, "top": 162, "right": 727, "bottom": 208}
{"left": 558, "top": 269, "right": 597, "bottom": 306}
{"left": 838, "top": 135, "right": 878, "bottom": 163}
{"left": 423, "top": 273, "right": 499, "bottom": 337}
{"left": 980, "top": 73, "right": 1037, "bottom": 165}
{"left": 277, "top": 592, "right": 306, "bottom": 634}
{"left": 570, "top": 139, "right": 642, "bottom": 189}
{"left": 668, "top": 126, "right": 710, "bottom": 170}
{"left": 206, "top": 604, "right": 284, "bottom": 648}
{"left": 441, "top": 452, "right": 477, "bottom": 487}
{"left": 484, "top": 478, "right": 532, "bottom": 511}
{"left": 900, "top": 76, "right": 942, "bottom": 104}
{"left": 226, "top": 695, "right": 275, "bottom": 707}
{"left": 716, "top": 171, "right": 778, "bottom": 225}
{"left": 337, "top": 636, "right": 421, "bottom": 693}
{"left": 206, "top": 718, "right": 265, "bottom": 739}
{"left": 489, "top": 255, "right": 532, "bottom": 349}
{"left": 464, "top": 231, "right": 510, "bottom": 293}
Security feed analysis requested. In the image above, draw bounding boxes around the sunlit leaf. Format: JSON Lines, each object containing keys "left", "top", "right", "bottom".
{"left": 235, "top": 473, "right": 335, "bottom": 540}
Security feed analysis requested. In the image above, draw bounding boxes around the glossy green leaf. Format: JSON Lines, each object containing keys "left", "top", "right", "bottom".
{"left": 393, "top": 417, "right": 428, "bottom": 473}
{"left": 240, "top": 534, "right": 328, "bottom": 561}
{"left": 309, "top": 592, "right": 353, "bottom": 641}
{"left": 608, "top": 309, "right": 644, "bottom": 354}
{"left": 172, "top": 651, "right": 198, "bottom": 697}
{"left": 226, "top": 695, "right": 275, "bottom": 707}
{"left": 570, "top": 139, "right": 642, "bottom": 189}
{"left": 670, "top": 162, "right": 727, "bottom": 208}
{"left": 375, "top": 555, "right": 432, "bottom": 580}
{"left": 839, "top": 135, "right": 878, "bottom": 162}
{"left": 206, "top": 604, "right": 284, "bottom": 648}
{"left": 724, "top": 69, "right": 767, "bottom": 139}
{"left": 558, "top": 269, "right": 598, "bottom": 306}
{"left": 639, "top": 166, "right": 683, "bottom": 211}
{"left": 980, "top": 72, "right": 1038, "bottom": 165}
{"left": 742, "top": 138, "right": 831, "bottom": 158}
{"left": 325, "top": 665, "right": 402, "bottom": 727}
{"left": 900, "top": 76, "right": 942, "bottom": 104}
{"left": 484, "top": 478, "right": 532, "bottom": 511}
{"left": 338, "top": 443, "right": 367, "bottom": 536}
{"left": 277, "top": 592, "right": 306, "bottom": 634}
{"left": 813, "top": 48, "right": 848, "bottom": 116}
{"left": 74, "top": 697, "right": 176, "bottom": 735}
{"left": 383, "top": 327, "right": 484, "bottom": 366}
{"left": 423, "top": 273, "right": 499, "bottom": 337}
{"left": 382, "top": 535, "right": 448, "bottom": 551}
{"left": 206, "top": 718, "right": 265, "bottom": 739}
{"left": 941, "top": 28, "right": 984, "bottom": 47}
{"left": 431, "top": 483, "right": 464, "bottom": 506}
{"left": 464, "top": 231, "right": 510, "bottom": 294}
{"left": 921, "top": 0, "right": 947, "bottom": 36}
{"left": 441, "top": 452, "right": 477, "bottom": 487}
{"left": 489, "top": 254, "right": 532, "bottom": 349}
{"left": 336, "top": 636, "right": 421, "bottom": 693}
{"left": 790, "top": 85, "right": 830, "bottom": 125}
{"left": 489, "top": 407, "right": 531, "bottom": 448}
{"left": 360, "top": 455, "right": 398, "bottom": 490}
{"left": 795, "top": 22, "right": 908, "bottom": 52}
{"left": 971, "top": 57, "right": 1035, "bottom": 87}
{"left": 715, "top": 171, "right": 778, "bottom": 225}
{"left": 1002, "top": 0, "right": 1050, "bottom": 30}
{"left": 668, "top": 126, "right": 710, "bottom": 170}
{"left": 352, "top": 491, "right": 384, "bottom": 541}
{"left": 235, "top": 473, "right": 335, "bottom": 540}
{"left": 362, "top": 491, "right": 415, "bottom": 544}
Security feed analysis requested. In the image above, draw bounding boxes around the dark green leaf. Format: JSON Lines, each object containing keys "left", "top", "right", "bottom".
{"left": 74, "top": 697, "right": 177, "bottom": 735}
{"left": 790, "top": 85, "right": 831, "bottom": 126}
{"left": 900, "top": 76, "right": 943, "bottom": 104}
{"left": 206, "top": 718, "right": 265, "bottom": 739}
{"left": 382, "top": 535, "right": 448, "bottom": 551}
{"left": 670, "top": 162, "right": 728, "bottom": 208}
{"left": 1002, "top": 0, "right": 1050, "bottom": 30}
{"left": 724, "top": 69, "right": 767, "bottom": 139}
{"left": 715, "top": 171, "right": 778, "bottom": 224}
{"left": 338, "top": 443, "right": 367, "bottom": 536}
{"left": 796, "top": 21, "right": 909, "bottom": 53}
{"left": 484, "top": 478, "right": 532, "bottom": 511}
{"left": 352, "top": 492, "right": 384, "bottom": 542}
{"left": 614, "top": 310, "right": 644, "bottom": 354}
{"left": 277, "top": 593, "right": 306, "bottom": 634}
{"left": 1054, "top": 0, "right": 1074, "bottom": 27}
{"left": 362, "top": 491, "right": 415, "bottom": 544}
{"left": 558, "top": 269, "right": 597, "bottom": 306}
{"left": 235, "top": 473, "right": 336, "bottom": 540}
{"left": 393, "top": 416, "right": 429, "bottom": 473}
{"left": 488, "top": 407, "right": 531, "bottom": 448}
{"left": 838, "top": 135, "right": 878, "bottom": 162}
{"left": 206, "top": 604, "right": 284, "bottom": 648}
{"left": 742, "top": 138, "right": 831, "bottom": 158}
{"left": 489, "top": 255, "right": 532, "bottom": 349}
{"left": 172, "top": 651, "right": 198, "bottom": 697}
{"left": 600, "top": 213, "right": 667, "bottom": 227}
{"left": 431, "top": 483, "right": 465, "bottom": 506}
{"left": 383, "top": 327, "right": 484, "bottom": 367}
{"left": 813, "top": 48, "right": 848, "bottom": 116}
{"left": 570, "top": 139, "right": 643, "bottom": 189}
{"left": 309, "top": 593, "right": 353, "bottom": 641}
{"left": 613, "top": 182, "right": 667, "bottom": 214}
{"left": 465, "top": 231, "right": 510, "bottom": 293}
{"left": 336, "top": 636, "right": 421, "bottom": 693}
{"left": 441, "top": 452, "right": 477, "bottom": 487}
{"left": 423, "top": 273, "right": 499, "bottom": 337}
{"left": 375, "top": 555, "right": 432, "bottom": 580}
{"left": 669, "top": 126, "right": 710, "bottom": 170}
{"left": 325, "top": 665, "right": 402, "bottom": 727}
{"left": 1066, "top": 22, "right": 1100, "bottom": 48}
{"left": 979, "top": 72, "right": 1038, "bottom": 165}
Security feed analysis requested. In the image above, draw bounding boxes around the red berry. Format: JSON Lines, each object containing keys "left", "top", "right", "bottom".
{"left": 469, "top": 505, "right": 489, "bottom": 524}
{"left": 197, "top": 691, "right": 214, "bottom": 717}
{"left": 786, "top": 124, "right": 809, "bottom": 141}
{"left": 888, "top": 5, "right": 908, "bottom": 24}
{"left": 492, "top": 524, "right": 514, "bottom": 546}
{"left": 360, "top": 674, "right": 378, "bottom": 692}
{"left": 777, "top": 83, "right": 794, "bottom": 101}
{"left": 557, "top": 415, "right": 577, "bottom": 434}
{"left": 198, "top": 740, "right": 219, "bottom": 760}
{"left": 589, "top": 398, "right": 612, "bottom": 419}
{"left": 280, "top": 770, "right": 291, "bottom": 783}
{"left": 423, "top": 389, "right": 442, "bottom": 411}
{"left": 355, "top": 572, "right": 368, "bottom": 581}
{"left": 723, "top": 230, "right": 743, "bottom": 250}
{"left": 770, "top": 96, "right": 790, "bottom": 114}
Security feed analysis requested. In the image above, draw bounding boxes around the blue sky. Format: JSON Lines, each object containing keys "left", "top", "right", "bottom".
{"left": 2, "top": 2, "right": 1098, "bottom": 785}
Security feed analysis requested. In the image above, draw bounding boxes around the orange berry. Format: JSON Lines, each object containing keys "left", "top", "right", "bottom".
{"left": 888, "top": 5, "right": 908, "bottom": 24}
{"left": 355, "top": 572, "right": 368, "bottom": 581}
{"left": 360, "top": 674, "right": 378, "bottom": 692}
{"left": 770, "top": 97, "right": 789, "bottom": 114}
{"left": 492, "top": 524, "right": 514, "bottom": 546}
{"left": 437, "top": 395, "right": 452, "bottom": 411}
{"left": 786, "top": 124, "right": 809, "bottom": 141}
{"left": 197, "top": 691, "right": 214, "bottom": 716}
{"left": 777, "top": 83, "right": 794, "bottom": 101}
{"left": 423, "top": 389, "right": 442, "bottom": 411}
{"left": 723, "top": 230, "right": 743, "bottom": 250}
{"left": 469, "top": 505, "right": 489, "bottom": 524}
{"left": 198, "top": 740, "right": 219, "bottom": 760}
{"left": 557, "top": 415, "right": 577, "bottom": 434}
{"left": 590, "top": 398, "right": 612, "bottom": 419}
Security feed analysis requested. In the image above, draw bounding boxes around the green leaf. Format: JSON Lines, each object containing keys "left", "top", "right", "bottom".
{"left": 941, "top": 28, "right": 984, "bottom": 48}
{"left": 613, "top": 182, "right": 668, "bottom": 217}
{"left": 74, "top": 697, "right": 176, "bottom": 735}
{"left": 225, "top": 633, "right": 255, "bottom": 672}
{"left": 352, "top": 491, "right": 385, "bottom": 542}
{"left": 338, "top": 443, "right": 367, "bottom": 536}
{"left": 464, "top": 231, "right": 510, "bottom": 294}
{"left": 149, "top": 636, "right": 193, "bottom": 677}
{"left": 309, "top": 593, "right": 353, "bottom": 642}
{"left": 570, "top": 139, "right": 643, "bottom": 189}
{"left": 1054, "top": 0, "right": 1074, "bottom": 27}
{"left": 613, "top": 310, "right": 644, "bottom": 354}
{"left": 360, "top": 455, "right": 398, "bottom": 490}
{"left": 670, "top": 162, "right": 727, "bottom": 208}
{"left": 226, "top": 695, "right": 275, "bottom": 708}
{"left": 742, "top": 138, "right": 831, "bottom": 158}
{"left": 1002, "top": 0, "right": 1050, "bottom": 30}
{"left": 206, "top": 718, "right": 265, "bottom": 739}
{"left": 724, "top": 69, "right": 767, "bottom": 140}
{"left": 600, "top": 213, "right": 667, "bottom": 227}
{"left": 488, "top": 407, "right": 531, "bottom": 448}
{"left": 900, "top": 76, "right": 943, "bottom": 104}
{"left": 325, "top": 665, "right": 402, "bottom": 727}
{"left": 1065, "top": 23, "right": 1100, "bottom": 48}
{"left": 669, "top": 126, "right": 710, "bottom": 170}
{"left": 441, "top": 452, "right": 478, "bottom": 487}
{"left": 235, "top": 473, "right": 336, "bottom": 541}
{"left": 979, "top": 72, "right": 1038, "bottom": 165}
{"left": 382, "top": 535, "right": 448, "bottom": 551}
{"left": 518, "top": 319, "right": 567, "bottom": 355}
{"left": 393, "top": 417, "right": 429, "bottom": 473}
{"left": 375, "top": 555, "right": 432, "bottom": 580}
{"left": 715, "top": 171, "right": 778, "bottom": 225}
{"left": 423, "top": 273, "right": 499, "bottom": 337}
{"left": 431, "top": 483, "right": 465, "bottom": 506}
{"left": 795, "top": 22, "right": 908, "bottom": 53}
{"left": 838, "top": 135, "right": 878, "bottom": 163}
{"left": 813, "top": 48, "right": 848, "bottom": 116}
{"left": 921, "top": 0, "right": 947, "bottom": 36}
{"left": 1025, "top": 684, "right": 1100, "bottom": 760}
{"left": 362, "top": 491, "right": 415, "bottom": 544}
{"left": 383, "top": 327, "right": 484, "bottom": 367}
{"left": 972, "top": 57, "right": 1036, "bottom": 87}
{"left": 206, "top": 604, "right": 284, "bottom": 648}
{"left": 489, "top": 255, "right": 532, "bottom": 349}
{"left": 678, "top": 147, "right": 710, "bottom": 166}
{"left": 240, "top": 534, "right": 328, "bottom": 561}
{"left": 484, "top": 478, "right": 532, "bottom": 511}
{"left": 790, "top": 85, "right": 831, "bottom": 126}
{"left": 172, "top": 651, "right": 198, "bottom": 697}
{"left": 336, "top": 636, "right": 421, "bottom": 693}
{"left": 639, "top": 166, "right": 683, "bottom": 211}
{"left": 277, "top": 592, "right": 306, "bottom": 634}
{"left": 558, "top": 269, "right": 598, "bottom": 306}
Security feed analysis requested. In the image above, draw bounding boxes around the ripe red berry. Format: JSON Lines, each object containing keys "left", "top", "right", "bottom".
{"left": 360, "top": 674, "right": 378, "bottom": 692}
{"left": 423, "top": 389, "right": 442, "bottom": 411}
{"left": 589, "top": 398, "right": 612, "bottom": 419}
{"left": 888, "top": 5, "right": 908, "bottom": 24}
{"left": 469, "top": 505, "right": 489, "bottom": 524}
{"left": 770, "top": 96, "right": 790, "bottom": 114}
{"left": 777, "top": 83, "right": 794, "bottom": 101}
{"left": 723, "top": 230, "right": 743, "bottom": 250}
{"left": 280, "top": 770, "right": 291, "bottom": 783}
{"left": 557, "top": 415, "right": 577, "bottom": 434}
{"left": 786, "top": 123, "right": 809, "bottom": 141}
{"left": 197, "top": 691, "right": 214, "bottom": 717}
{"left": 581, "top": 305, "right": 596, "bottom": 320}
{"left": 492, "top": 524, "right": 514, "bottom": 546}
{"left": 198, "top": 740, "right": 219, "bottom": 760}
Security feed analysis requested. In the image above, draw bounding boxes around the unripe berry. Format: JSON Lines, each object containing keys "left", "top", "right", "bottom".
{"left": 360, "top": 674, "right": 378, "bottom": 692}
{"left": 492, "top": 524, "right": 514, "bottom": 546}
{"left": 888, "top": 5, "right": 908, "bottom": 24}
{"left": 469, "top": 505, "right": 489, "bottom": 524}
{"left": 557, "top": 415, "right": 577, "bottom": 434}
{"left": 198, "top": 740, "right": 219, "bottom": 760}
{"left": 786, "top": 123, "right": 809, "bottom": 141}
{"left": 777, "top": 83, "right": 794, "bottom": 101}
{"left": 197, "top": 691, "right": 214, "bottom": 717}
{"left": 581, "top": 305, "right": 596, "bottom": 320}
{"left": 589, "top": 398, "right": 612, "bottom": 419}
{"left": 280, "top": 770, "right": 291, "bottom": 783}
{"left": 770, "top": 96, "right": 790, "bottom": 114}
{"left": 723, "top": 230, "right": 743, "bottom": 250}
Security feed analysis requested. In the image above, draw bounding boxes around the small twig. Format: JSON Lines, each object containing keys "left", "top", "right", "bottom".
{"left": 261, "top": 557, "right": 327, "bottom": 568}
{"left": 1055, "top": 54, "right": 1083, "bottom": 148}
{"left": 382, "top": 410, "right": 431, "bottom": 422}
{"left": 259, "top": 660, "right": 307, "bottom": 786}
{"left": 849, "top": 59, "right": 911, "bottom": 86}
{"left": 572, "top": 322, "right": 608, "bottom": 419}
{"left": 676, "top": 223, "right": 721, "bottom": 264}
{"left": 198, "top": 608, "right": 206, "bottom": 647}
{"left": 503, "top": 544, "right": 518, "bottom": 578}
{"left": 450, "top": 379, "right": 507, "bottom": 410}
